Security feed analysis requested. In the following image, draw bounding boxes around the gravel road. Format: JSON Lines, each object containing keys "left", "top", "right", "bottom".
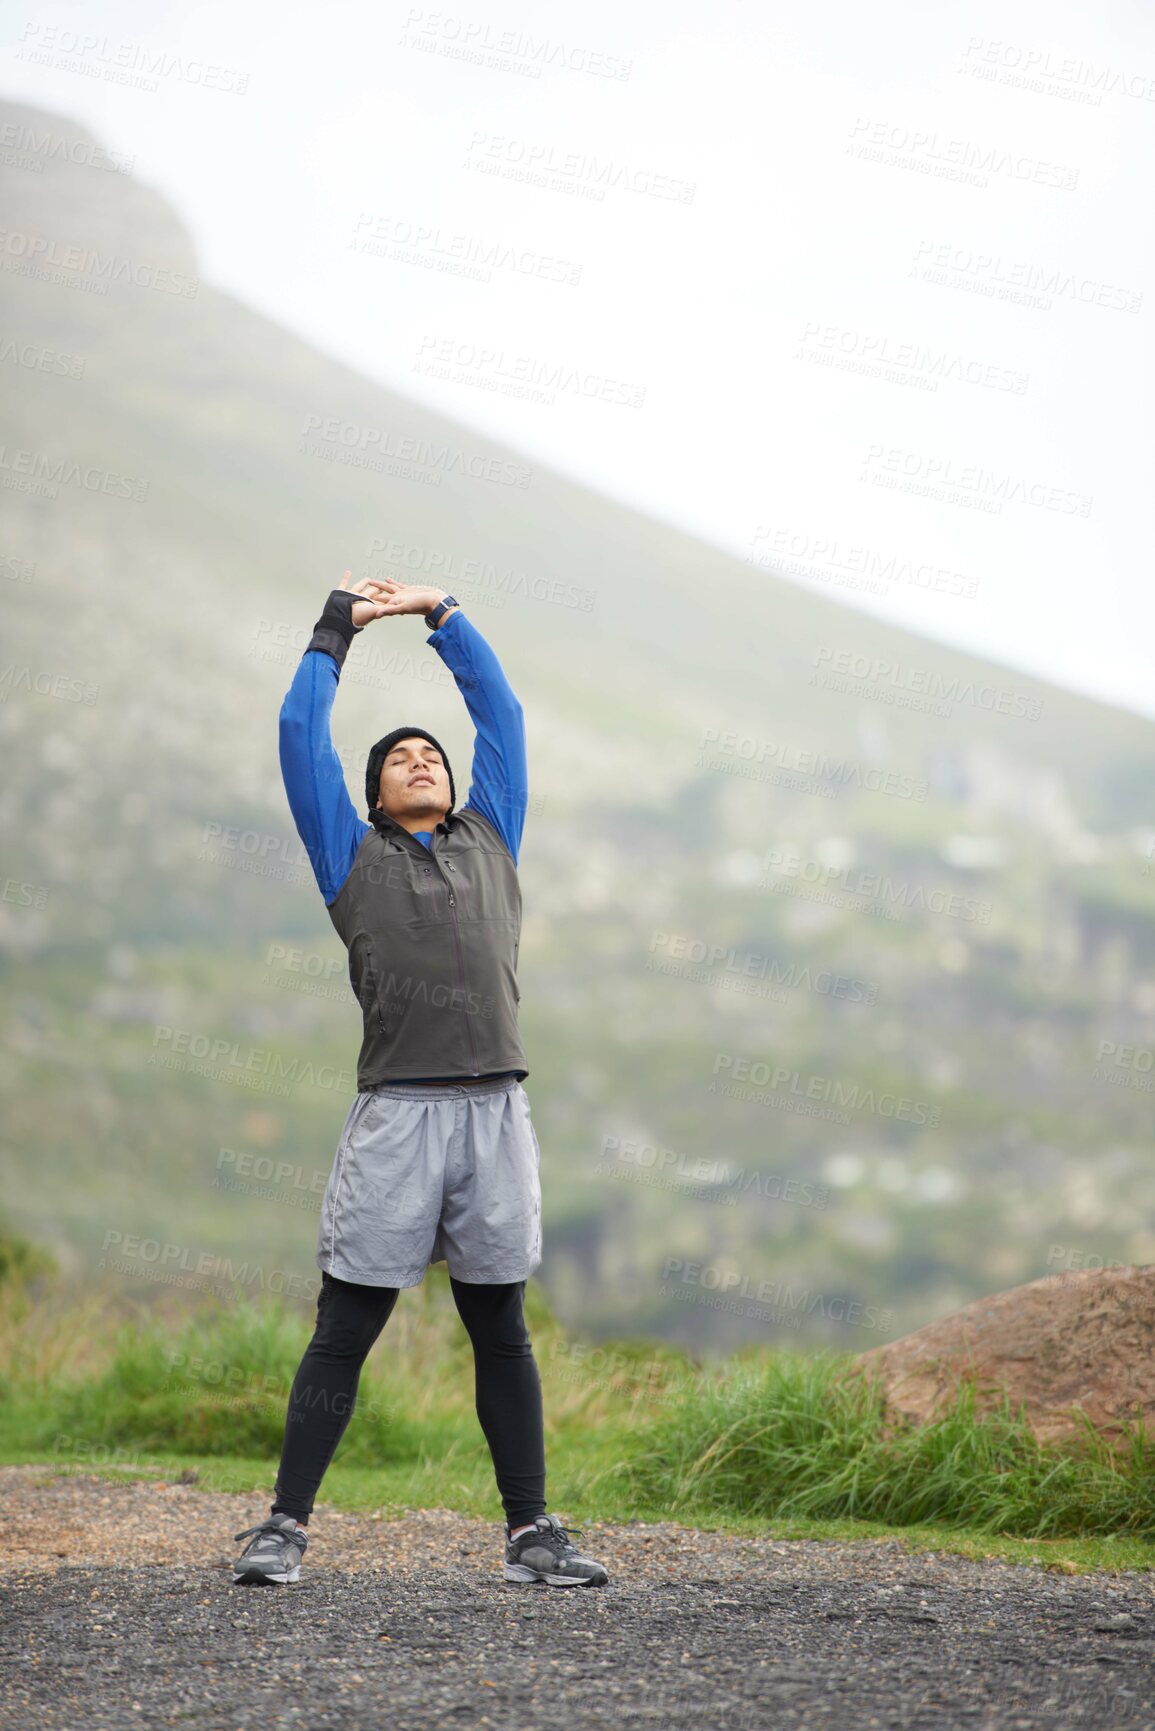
{"left": 1, "top": 1467, "right": 1153, "bottom": 1729}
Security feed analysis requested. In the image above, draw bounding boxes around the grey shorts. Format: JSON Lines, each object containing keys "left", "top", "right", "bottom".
{"left": 316, "top": 1075, "right": 542, "bottom": 1288}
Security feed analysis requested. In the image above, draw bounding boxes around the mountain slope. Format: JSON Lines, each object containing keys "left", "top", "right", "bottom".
{"left": 1, "top": 96, "right": 1153, "bottom": 1348}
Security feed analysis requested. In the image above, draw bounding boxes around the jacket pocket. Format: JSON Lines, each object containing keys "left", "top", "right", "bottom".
{"left": 356, "top": 935, "right": 389, "bottom": 1032}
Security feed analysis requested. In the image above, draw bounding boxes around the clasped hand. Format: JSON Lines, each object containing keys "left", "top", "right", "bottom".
{"left": 336, "top": 570, "right": 447, "bottom": 629}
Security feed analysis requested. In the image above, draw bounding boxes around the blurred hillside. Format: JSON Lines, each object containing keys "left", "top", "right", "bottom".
{"left": 1, "top": 96, "right": 1153, "bottom": 1353}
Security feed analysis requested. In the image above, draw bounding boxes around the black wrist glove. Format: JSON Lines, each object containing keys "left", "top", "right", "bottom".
{"left": 305, "top": 588, "right": 364, "bottom": 671}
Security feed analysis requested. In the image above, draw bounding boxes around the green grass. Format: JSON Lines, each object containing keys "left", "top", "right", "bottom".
{"left": 607, "top": 1350, "right": 1155, "bottom": 1535}
{"left": 3, "top": 1266, "right": 1154, "bottom": 1578}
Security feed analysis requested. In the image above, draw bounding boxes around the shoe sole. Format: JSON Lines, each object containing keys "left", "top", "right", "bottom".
{"left": 503, "top": 1562, "right": 605, "bottom": 1587}
{"left": 233, "top": 1565, "right": 301, "bottom": 1585}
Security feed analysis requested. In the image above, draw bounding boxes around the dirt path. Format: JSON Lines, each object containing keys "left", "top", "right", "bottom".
{"left": 1, "top": 1466, "right": 1153, "bottom": 1729}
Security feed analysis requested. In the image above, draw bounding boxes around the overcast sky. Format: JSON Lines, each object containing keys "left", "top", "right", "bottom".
{"left": 5, "top": 0, "right": 1155, "bottom": 716}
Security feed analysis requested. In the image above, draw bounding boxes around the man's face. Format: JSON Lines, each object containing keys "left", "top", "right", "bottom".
{"left": 376, "top": 737, "right": 451, "bottom": 824}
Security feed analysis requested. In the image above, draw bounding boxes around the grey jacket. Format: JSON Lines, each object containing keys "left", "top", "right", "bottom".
{"left": 325, "top": 805, "right": 528, "bottom": 1087}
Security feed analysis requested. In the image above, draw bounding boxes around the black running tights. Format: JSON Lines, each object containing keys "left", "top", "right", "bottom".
{"left": 270, "top": 1270, "right": 546, "bottom": 1529}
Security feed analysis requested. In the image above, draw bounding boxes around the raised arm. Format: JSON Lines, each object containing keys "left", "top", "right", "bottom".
{"left": 428, "top": 607, "right": 528, "bottom": 865}
{"left": 370, "top": 579, "right": 529, "bottom": 864}
{"left": 278, "top": 584, "right": 374, "bottom": 905}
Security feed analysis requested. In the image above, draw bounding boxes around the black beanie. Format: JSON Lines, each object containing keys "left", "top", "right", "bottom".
{"left": 365, "top": 726, "right": 456, "bottom": 818}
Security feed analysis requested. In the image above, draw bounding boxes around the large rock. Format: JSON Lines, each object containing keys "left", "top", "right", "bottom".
{"left": 852, "top": 1266, "right": 1155, "bottom": 1449}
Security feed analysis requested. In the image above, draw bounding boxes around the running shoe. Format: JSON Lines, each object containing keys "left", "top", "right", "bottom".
{"left": 232, "top": 1514, "right": 308, "bottom": 1585}
{"left": 503, "top": 1514, "right": 608, "bottom": 1587}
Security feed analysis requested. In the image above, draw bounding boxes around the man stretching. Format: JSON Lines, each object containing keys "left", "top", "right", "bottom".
{"left": 231, "top": 572, "right": 607, "bottom": 1588}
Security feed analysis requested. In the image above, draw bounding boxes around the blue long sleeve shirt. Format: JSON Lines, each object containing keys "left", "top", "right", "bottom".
{"left": 278, "top": 608, "right": 528, "bottom": 910}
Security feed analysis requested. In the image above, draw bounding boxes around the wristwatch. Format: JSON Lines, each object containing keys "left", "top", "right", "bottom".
{"left": 424, "top": 594, "right": 459, "bottom": 629}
